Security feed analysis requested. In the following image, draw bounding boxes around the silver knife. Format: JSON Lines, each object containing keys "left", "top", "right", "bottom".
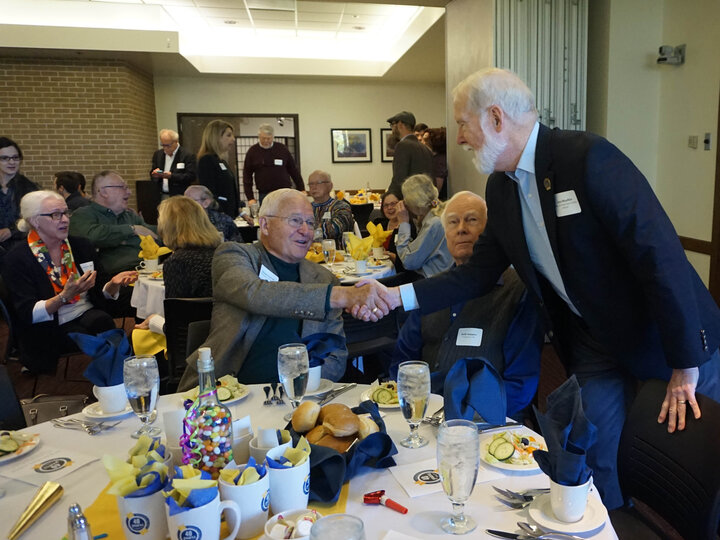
{"left": 486, "top": 529, "right": 580, "bottom": 540}
{"left": 477, "top": 421, "right": 522, "bottom": 433}
{"left": 318, "top": 383, "right": 356, "bottom": 406}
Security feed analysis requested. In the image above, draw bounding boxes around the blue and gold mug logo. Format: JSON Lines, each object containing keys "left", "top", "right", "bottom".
{"left": 413, "top": 469, "right": 440, "bottom": 485}
{"left": 177, "top": 525, "right": 202, "bottom": 540}
{"left": 33, "top": 457, "right": 73, "bottom": 473}
{"left": 125, "top": 513, "right": 150, "bottom": 534}
{"left": 302, "top": 474, "right": 310, "bottom": 495}
{"left": 261, "top": 489, "right": 270, "bottom": 511}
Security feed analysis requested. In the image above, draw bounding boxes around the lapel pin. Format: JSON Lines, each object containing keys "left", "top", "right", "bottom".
{"left": 543, "top": 178, "right": 552, "bottom": 191}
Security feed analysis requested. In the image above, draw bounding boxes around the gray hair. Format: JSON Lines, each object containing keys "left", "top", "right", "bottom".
{"left": 309, "top": 170, "right": 331, "bottom": 183}
{"left": 184, "top": 184, "right": 219, "bottom": 210}
{"left": 441, "top": 191, "right": 487, "bottom": 228}
{"left": 159, "top": 129, "right": 179, "bottom": 141}
{"left": 401, "top": 174, "right": 444, "bottom": 218}
{"left": 259, "top": 188, "right": 307, "bottom": 218}
{"left": 452, "top": 68, "right": 538, "bottom": 123}
{"left": 17, "top": 190, "right": 64, "bottom": 232}
{"left": 258, "top": 123, "right": 274, "bottom": 136}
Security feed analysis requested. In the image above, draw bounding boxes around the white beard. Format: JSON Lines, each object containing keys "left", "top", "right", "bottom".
{"left": 472, "top": 129, "right": 507, "bottom": 174}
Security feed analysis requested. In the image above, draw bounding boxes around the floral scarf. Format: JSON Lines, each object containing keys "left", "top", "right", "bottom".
{"left": 27, "top": 229, "right": 80, "bottom": 304}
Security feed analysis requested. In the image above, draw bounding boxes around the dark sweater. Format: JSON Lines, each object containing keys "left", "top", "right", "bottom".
{"left": 242, "top": 143, "right": 304, "bottom": 200}
{"left": 163, "top": 246, "right": 215, "bottom": 299}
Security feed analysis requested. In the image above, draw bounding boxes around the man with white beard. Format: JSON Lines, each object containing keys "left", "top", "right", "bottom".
{"left": 371, "top": 67, "right": 720, "bottom": 511}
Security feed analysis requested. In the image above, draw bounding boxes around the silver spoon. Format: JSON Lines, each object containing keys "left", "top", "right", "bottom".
{"left": 518, "top": 522, "right": 585, "bottom": 540}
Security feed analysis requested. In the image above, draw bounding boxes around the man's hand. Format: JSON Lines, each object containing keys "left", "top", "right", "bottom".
{"left": 151, "top": 168, "right": 163, "bottom": 178}
{"left": 330, "top": 280, "right": 395, "bottom": 321}
{"left": 658, "top": 367, "right": 701, "bottom": 432}
{"left": 396, "top": 201, "right": 410, "bottom": 223}
{"left": 0, "top": 228, "right": 12, "bottom": 242}
{"left": 133, "top": 225, "right": 159, "bottom": 240}
{"left": 248, "top": 199, "right": 257, "bottom": 206}
{"left": 241, "top": 213, "right": 254, "bottom": 225}
{"left": 348, "top": 281, "right": 402, "bottom": 321}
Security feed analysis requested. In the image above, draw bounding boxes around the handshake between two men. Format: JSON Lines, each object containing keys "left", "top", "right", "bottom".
{"left": 329, "top": 279, "right": 401, "bottom": 322}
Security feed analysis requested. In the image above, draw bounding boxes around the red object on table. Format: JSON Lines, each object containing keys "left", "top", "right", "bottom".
{"left": 363, "top": 490, "right": 408, "bottom": 514}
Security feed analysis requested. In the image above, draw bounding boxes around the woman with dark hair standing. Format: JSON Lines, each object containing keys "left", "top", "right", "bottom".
{"left": 0, "top": 137, "right": 39, "bottom": 255}
{"left": 197, "top": 120, "right": 240, "bottom": 218}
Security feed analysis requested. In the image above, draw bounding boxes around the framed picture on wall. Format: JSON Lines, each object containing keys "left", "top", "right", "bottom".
{"left": 330, "top": 128, "right": 372, "bottom": 163}
{"left": 380, "top": 128, "right": 396, "bottom": 162}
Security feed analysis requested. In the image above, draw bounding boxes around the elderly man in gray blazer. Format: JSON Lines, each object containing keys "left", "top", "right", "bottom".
{"left": 178, "top": 188, "right": 385, "bottom": 390}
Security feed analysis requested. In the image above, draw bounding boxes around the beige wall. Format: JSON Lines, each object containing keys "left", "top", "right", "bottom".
{"left": 445, "top": 0, "right": 495, "bottom": 198}
{"left": 153, "top": 76, "right": 445, "bottom": 192}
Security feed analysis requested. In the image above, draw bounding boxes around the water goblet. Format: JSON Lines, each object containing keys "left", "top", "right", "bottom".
{"left": 321, "top": 239, "right": 336, "bottom": 269}
{"left": 123, "top": 355, "right": 161, "bottom": 439}
{"left": 342, "top": 231, "right": 352, "bottom": 257}
{"left": 397, "top": 360, "right": 430, "bottom": 448}
{"left": 277, "top": 343, "right": 309, "bottom": 421}
{"left": 437, "top": 419, "right": 479, "bottom": 534}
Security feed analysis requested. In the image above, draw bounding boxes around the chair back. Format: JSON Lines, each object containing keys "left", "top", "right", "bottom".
{"left": 0, "top": 275, "right": 15, "bottom": 360}
{"left": 163, "top": 297, "right": 213, "bottom": 391}
{"left": 350, "top": 203, "right": 374, "bottom": 236}
{"left": 0, "top": 364, "right": 26, "bottom": 430}
{"left": 617, "top": 378, "right": 720, "bottom": 540}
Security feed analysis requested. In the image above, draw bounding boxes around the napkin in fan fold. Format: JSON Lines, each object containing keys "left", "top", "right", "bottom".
{"left": 443, "top": 357, "right": 507, "bottom": 425}
{"left": 532, "top": 375, "right": 597, "bottom": 486}
{"left": 70, "top": 328, "right": 131, "bottom": 386}
{"left": 132, "top": 328, "right": 167, "bottom": 357}
{"left": 299, "top": 332, "right": 346, "bottom": 368}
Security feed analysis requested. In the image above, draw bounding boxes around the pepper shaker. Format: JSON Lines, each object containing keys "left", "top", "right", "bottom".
{"left": 67, "top": 503, "right": 92, "bottom": 540}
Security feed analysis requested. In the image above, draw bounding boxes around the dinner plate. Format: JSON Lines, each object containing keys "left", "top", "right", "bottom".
{"left": 479, "top": 427, "right": 545, "bottom": 472}
{"left": 82, "top": 402, "right": 134, "bottom": 420}
{"left": 147, "top": 276, "right": 164, "bottom": 282}
{"left": 529, "top": 492, "right": 607, "bottom": 534}
{"left": 344, "top": 270, "right": 374, "bottom": 277}
{"left": 182, "top": 385, "right": 250, "bottom": 405}
{"left": 0, "top": 433, "right": 40, "bottom": 464}
{"left": 360, "top": 387, "right": 400, "bottom": 409}
{"left": 304, "top": 378, "right": 333, "bottom": 396}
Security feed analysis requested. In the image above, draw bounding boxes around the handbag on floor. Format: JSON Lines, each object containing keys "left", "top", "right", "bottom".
{"left": 20, "top": 394, "right": 89, "bottom": 426}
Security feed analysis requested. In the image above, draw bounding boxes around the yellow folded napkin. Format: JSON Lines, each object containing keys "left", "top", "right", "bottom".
{"left": 166, "top": 478, "right": 218, "bottom": 507}
{"left": 219, "top": 466, "right": 261, "bottom": 486}
{"left": 346, "top": 233, "right": 373, "bottom": 260}
{"left": 366, "top": 222, "right": 393, "bottom": 247}
{"left": 282, "top": 437, "right": 311, "bottom": 467}
{"left": 132, "top": 328, "right": 166, "bottom": 357}
{"left": 138, "top": 235, "right": 171, "bottom": 260}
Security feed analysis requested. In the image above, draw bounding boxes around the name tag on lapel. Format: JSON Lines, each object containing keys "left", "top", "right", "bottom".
{"left": 456, "top": 328, "right": 483, "bottom": 347}
{"left": 555, "top": 190, "right": 582, "bottom": 217}
{"left": 79, "top": 261, "right": 94, "bottom": 274}
{"left": 176, "top": 162, "right": 185, "bottom": 170}
{"left": 259, "top": 264, "right": 279, "bottom": 282}
{"left": 219, "top": 163, "right": 227, "bottom": 171}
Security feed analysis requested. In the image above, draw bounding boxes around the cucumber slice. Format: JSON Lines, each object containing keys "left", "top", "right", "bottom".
{"left": 0, "top": 436, "right": 19, "bottom": 453}
{"left": 217, "top": 387, "right": 232, "bottom": 401}
{"left": 490, "top": 441, "right": 515, "bottom": 461}
{"left": 487, "top": 437, "right": 504, "bottom": 455}
{"left": 373, "top": 388, "right": 394, "bottom": 404}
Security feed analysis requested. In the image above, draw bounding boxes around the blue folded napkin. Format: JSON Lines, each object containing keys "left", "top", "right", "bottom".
{"left": 533, "top": 375, "right": 597, "bottom": 486}
{"left": 299, "top": 332, "right": 346, "bottom": 368}
{"left": 286, "top": 400, "right": 397, "bottom": 502}
{"left": 164, "top": 469, "right": 217, "bottom": 515}
{"left": 125, "top": 470, "right": 166, "bottom": 498}
{"left": 443, "top": 357, "right": 507, "bottom": 425}
{"left": 70, "top": 328, "right": 131, "bottom": 386}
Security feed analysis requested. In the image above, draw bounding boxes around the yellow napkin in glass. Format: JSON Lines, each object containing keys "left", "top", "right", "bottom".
{"left": 219, "top": 466, "right": 261, "bottom": 486}
{"left": 132, "top": 328, "right": 167, "bottom": 357}
{"left": 346, "top": 233, "right": 373, "bottom": 260}
{"left": 282, "top": 437, "right": 311, "bottom": 467}
{"left": 166, "top": 478, "right": 218, "bottom": 506}
{"left": 138, "top": 235, "right": 171, "bottom": 260}
{"left": 366, "top": 222, "right": 393, "bottom": 248}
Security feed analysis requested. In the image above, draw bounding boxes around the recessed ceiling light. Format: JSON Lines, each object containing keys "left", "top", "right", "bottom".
{"left": 352, "top": 26, "right": 365, "bottom": 31}
{"left": 224, "top": 20, "right": 237, "bottom": 25}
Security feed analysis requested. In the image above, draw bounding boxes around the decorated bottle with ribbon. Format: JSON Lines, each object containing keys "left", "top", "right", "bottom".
{"left": 180, "top": 347, "right": 233, "bottom": 479}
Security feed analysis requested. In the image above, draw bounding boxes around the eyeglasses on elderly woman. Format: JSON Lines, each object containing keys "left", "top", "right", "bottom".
{"left": 37, "top": 210, "right": 71, "bottom": 221}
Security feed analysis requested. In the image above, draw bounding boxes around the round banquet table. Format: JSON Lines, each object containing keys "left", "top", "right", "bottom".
{"left": 323, "top": 259, "right": 395, "bottom": 285}
{"left": 130, "top": 274, "right": 165, "bottom": 318}
{"left": 0, "top": 385, "right": 618, "bottom": 540}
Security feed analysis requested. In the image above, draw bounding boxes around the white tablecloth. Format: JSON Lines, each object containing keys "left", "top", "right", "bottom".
{"left": 324, "top": 260, "right": 395, "bottom": 285}
{"left": 1, "top": 385, "right": 618, "bottom": 540}
{"left": 130, "top": 275, "right": 165, "bottom": 318}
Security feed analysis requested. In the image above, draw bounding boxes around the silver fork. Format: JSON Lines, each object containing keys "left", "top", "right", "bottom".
{"left": 276, "top": 385, "right": 286, "bottom": 405}
{"left": 262, "top": 386, "right": 273, "bottom": 406}
{"left": 493, "top": 486, "right": 550, "bottom": 502}
{"left": 495, "top": 496, "right": 532, "bottom": 510}
{"left": 422, "top": 406, "right": 444, "bottom": 426}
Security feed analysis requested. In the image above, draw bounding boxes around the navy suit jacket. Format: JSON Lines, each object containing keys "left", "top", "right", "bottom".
{"left": 150, "top": 146, "right": 197, "bottom": 196}
{"left": 414, "top": 124, "right": 720, "bottom": 380}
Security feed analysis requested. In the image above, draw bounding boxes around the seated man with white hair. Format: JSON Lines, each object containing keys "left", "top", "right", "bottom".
{"left": 308, "top": 170, "right": 353, "bottom": 249}
{"left": 178, "top": 188, "right": 387, "bottom": 390}
{"left": 390, "top": 191, "right": 544, "bottom": 419}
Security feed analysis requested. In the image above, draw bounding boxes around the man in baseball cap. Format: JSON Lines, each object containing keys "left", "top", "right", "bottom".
{"left": 386, "top": 111, "right": 433, "bottom": 196}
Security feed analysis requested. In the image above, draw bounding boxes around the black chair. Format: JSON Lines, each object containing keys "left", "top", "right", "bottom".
{"left": 340, "top": 310, "right": 398, "bottom": 383}
{"left": 350, "top": 203, "right": 374, "bottom": 236}
{"left": 135, "top": 180, "right": 161, "bottom": 225}
{"left": 186, "top": 320, "right": 211, "bottom": 358}
{"left": 163, "top": 297, "right": 213, "bottom": 392}
{"left": 612, "top": 378, "right": 720, "bottom": 540}
{"left": 0, "top": 364, "right": 25, "bottom": 430}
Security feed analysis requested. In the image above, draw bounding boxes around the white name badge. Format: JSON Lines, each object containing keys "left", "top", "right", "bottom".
{"left": 322, "top": 211, "right": 331, "bottom": 220}
{"left": 79, "top": 261, "right": 94, "bottom": 274}
{"left": 555, "top": 190, "right": 582, "bottom": 217}
{"left": 274, "top": 159, "right": 283, "bottom": 166}
{"left": 219, "top": 163, "right": 227, "bottom": 171}
{"left": 456, "top": 327, "right": 483, "bottom": 347}
{"left": 176, "top": 163, "right": 185, "bottom": 170}
{"left": 259, "top": 264, "right": 279, "bottom": 282}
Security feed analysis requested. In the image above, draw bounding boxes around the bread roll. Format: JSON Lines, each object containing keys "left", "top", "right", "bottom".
{"left": 318, "top": 403, "right": 352, "bottom": 424}
{"left": 323, "top": 409, "right": 360, "bottom": 437}
{"left": 306, "top": 424, "right": 327, "bottom": 444}
{"left": 358, "top": 415, "right": 380, "bottom": 439}
{"left": 291, "top": 401, "right": 321, "bottom": 433}
{"left": 314, "top": 433, "right": 358, "bottom": 453}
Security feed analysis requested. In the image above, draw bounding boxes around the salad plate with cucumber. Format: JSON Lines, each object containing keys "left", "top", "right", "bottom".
{"left": 182, "top": 374, "right": 249, "bottom": 405}
{"left": 0, "top": 431, "right": 40, "bottom": 464}
{"left": 480, "top": 428, "right": 546, "bottom": 472}
{"left": 360, "top": 381, "right": 399, "bottom": 409}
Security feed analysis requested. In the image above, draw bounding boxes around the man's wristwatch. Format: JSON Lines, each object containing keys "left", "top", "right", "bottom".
{"left": 59, "top": 294, "right": 69, "bottom": 304}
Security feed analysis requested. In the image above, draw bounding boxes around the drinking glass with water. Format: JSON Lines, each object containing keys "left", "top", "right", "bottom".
{"left": 397, "top": 360, "right": 430, "bottom": 448}
{"left": 277, "top": 343, "right": 310, "bottom": 421}
{"left": 123, "top": 355, "right": 161, "bottom": 438}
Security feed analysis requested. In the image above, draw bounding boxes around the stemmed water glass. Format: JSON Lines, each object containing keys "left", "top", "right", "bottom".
{"left": 123, "top": 355, "right": 161, "bottom": 439}
{"left": 278, "top": 343, "right": 309, "bottom": 421}
{"left": 437, "top": 419, "right": 480, "bottom": 534}
{"left": 321, "top": 239, "right": 336, "bottom": 269}
{"left": 397, "top": 360, "right": 430, "bottom": 448}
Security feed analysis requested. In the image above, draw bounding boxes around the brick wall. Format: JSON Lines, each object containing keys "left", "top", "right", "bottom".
{"left": 0, "top": 57, "right": 157, "bottom": 208}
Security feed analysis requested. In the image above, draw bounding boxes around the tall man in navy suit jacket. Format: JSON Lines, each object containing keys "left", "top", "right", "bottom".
{"left": 372, "top": 68, "right": 720, "bottom": 509}
{"left": 150, "top": 129, "right": 197, "bottom": 197}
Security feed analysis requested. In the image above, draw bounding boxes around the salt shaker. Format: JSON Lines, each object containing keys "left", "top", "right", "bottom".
{"left": 67, "top": 503, "right": 92, "bottom": 540}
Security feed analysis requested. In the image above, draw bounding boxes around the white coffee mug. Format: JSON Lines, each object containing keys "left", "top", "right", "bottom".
{"left": 116, "top": 491, "right": 168, "bottom": 540}
{"left": 219, "top": 465, "right": 270, "bottom": 539}
{"left": 265, "top": 445, "right": 311, "bottom": 515}
{"left": 355, "top": 259, "right": 367, "bottom": 274}
{"left": 232, "top": 432, "right": 254, "bottom": 466}
{"left": 137, "top": 258, "right": 159, "bottom": 272}
{"left": 165, "top": 493, "right": 240, "bottom": 540}
{"left": 162, "top": 409, "right": 186, "bottom": 447}
{"left": 550, "top": 477, "right": 592, "bottom": 523}
{"left": 93, "top": 383, "right": 128, "bottom": 414}
{"left": 307, "top": 365, "right": 322, "bottom": 392}
{"left": 248, "top": 436, "right": 291, "bottom": 464}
